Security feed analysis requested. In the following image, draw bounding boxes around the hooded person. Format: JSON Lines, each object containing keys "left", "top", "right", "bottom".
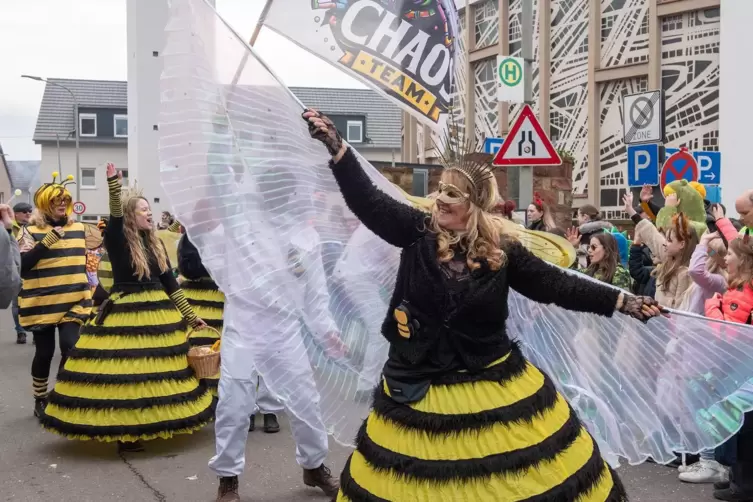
{"left": 17, "top": 172, "right": 92, "bottom": 418}
{"left": 178, "top": 232, "right": 224, "bottom": 400}
{"left": 208, "top": 159, "right": 344, "bottom": 501}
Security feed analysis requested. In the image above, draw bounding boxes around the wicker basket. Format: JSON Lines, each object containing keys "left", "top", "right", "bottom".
{"left": 186, "top": 327, "right": 221, "bottom": 379}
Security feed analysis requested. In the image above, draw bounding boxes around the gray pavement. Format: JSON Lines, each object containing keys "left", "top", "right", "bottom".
{"left": 0, "top": 308, "right": 716, "bottom": 502}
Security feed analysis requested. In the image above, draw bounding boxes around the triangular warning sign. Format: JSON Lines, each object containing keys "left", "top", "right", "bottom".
{"left": 492, "top": 105, "right": 562, "bottom": 166}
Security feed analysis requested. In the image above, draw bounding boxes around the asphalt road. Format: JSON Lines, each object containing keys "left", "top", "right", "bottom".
{"left": 0, "top": 308, "right": 716, "bottom": 502}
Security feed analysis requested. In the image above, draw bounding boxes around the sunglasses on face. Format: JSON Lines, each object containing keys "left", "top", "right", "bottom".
{"left": 52, "top": 196, "right": 71, "bottom": 206}
{"left": 436, "top": 181, "right": 469, "bottom": 205}
{"left": 589, "top": 244, "right": 601, "bottom": 251}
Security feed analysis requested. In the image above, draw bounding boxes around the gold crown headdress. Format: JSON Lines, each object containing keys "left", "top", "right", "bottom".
{"left": 432, "top": 112, "right": 497, "bottom": 209}
{"left": 34, "top": 171, "right": 76, "bottom": 216}
{"left": 120, "top": 181, "right": 145, "bottom": 212}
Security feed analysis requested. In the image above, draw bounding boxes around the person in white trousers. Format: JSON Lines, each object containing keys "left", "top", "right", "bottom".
{"left": 209, "top": 221, "right": 342, "bottom": 502}
{"left": 195, "top": 182, "right": 342, "bottom": 502}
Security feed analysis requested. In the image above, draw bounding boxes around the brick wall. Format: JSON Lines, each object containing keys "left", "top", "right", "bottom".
{"left": 532, "top": 161, "right": 574, "bottom": 230}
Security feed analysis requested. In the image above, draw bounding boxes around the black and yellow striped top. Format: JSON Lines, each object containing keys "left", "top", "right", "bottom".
{"left": 97, "top": 252, "right": 113, "bottom": 292}
{"left": 18, "top": 222, "right": 93, "bottom": 329}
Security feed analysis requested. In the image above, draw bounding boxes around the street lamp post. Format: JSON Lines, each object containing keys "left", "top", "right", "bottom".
{"left": 21, "top": 75, "right": 80, "bottom": 205}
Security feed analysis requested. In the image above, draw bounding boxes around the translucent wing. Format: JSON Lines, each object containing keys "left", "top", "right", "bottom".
{"left": 160, "top": 0, "right": 753, "bottom": 467}
{"left": 401, "top": 189, "right": 576, "bottom": 267}
{"left": 156, "top": 229, "right": 180, "bottom": 268}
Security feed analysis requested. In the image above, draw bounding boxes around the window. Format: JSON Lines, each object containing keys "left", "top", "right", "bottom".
{"left": 114, "top": 114, "right": 128, "bottom": 138}
{"left": 412, "top": 169, "right": 428, "bottom": 196}
{"left": 81, "top": 215, "right": 99, "bottom": 223}
{"left": 81, "top": 168, "right": 96, "bottom": 188}
{"left": 79, "top": 113, "right": 97, "bottom": 137}
{"left": 346, "top": 120, "right": 363, "bottom": 143}
{"left": 120, "top": 169, "right": 129, "bottom": 184}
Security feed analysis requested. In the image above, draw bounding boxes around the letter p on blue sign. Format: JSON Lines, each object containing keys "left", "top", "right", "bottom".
{"left": 627, "top": 144, "right": 659, "bottom": 187}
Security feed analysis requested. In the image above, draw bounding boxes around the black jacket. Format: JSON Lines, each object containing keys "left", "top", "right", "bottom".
{"left": 527, "top": 219, "right": 546, "bottom": 232}
{"left": 628, "top": 244, "right": 656, "bottom": 298}
{"left": 177, "top": 234, "right": 209, "bottom": 280}
{"left": 330, "top": 148, "right": 622, "bottom": 378}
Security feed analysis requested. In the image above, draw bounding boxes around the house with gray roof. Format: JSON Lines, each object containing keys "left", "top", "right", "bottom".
{"left": 32, "top": 78, "right": 401, "bottom": 220}
{"left": 6, "top": 160, "right": 41, "bottom": 205}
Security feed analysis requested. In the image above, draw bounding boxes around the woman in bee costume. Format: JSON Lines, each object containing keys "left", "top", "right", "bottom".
{"left": 18, "top": 172, "right": 92, "bottom": 419}
{"left": 178, "top": 232, "right": 223, "bottom": 396}
{"left": 303, "top": 110, "right": 665, "bottom": 502}
{"left": 41, "top": 163, "right": 214, "bottom": 452}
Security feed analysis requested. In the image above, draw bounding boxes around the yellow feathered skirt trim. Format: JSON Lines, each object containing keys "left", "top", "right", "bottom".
{"left": 336, "top": 347, "right": 627, "bottom": 502}
{"left": 41, "top": 287, "right": 214, "bottom": 442}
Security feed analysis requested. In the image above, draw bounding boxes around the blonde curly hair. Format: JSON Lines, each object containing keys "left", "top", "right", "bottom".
{"left": 428, "top": 169, "right": 507, "bottom": 271}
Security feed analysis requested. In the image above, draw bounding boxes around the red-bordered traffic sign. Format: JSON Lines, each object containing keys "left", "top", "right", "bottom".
{"left": 660, "top": 147, "right": 698, "bottom": 193}
{"left": 72, "top": 201, "right": 86, "bottom": 215}
{"left": 492, "top": 105, "right": 561, "bottom": 166}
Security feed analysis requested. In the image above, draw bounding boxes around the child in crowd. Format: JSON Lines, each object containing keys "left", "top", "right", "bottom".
{"left": 625, "top": 193, "right": 699, "bottom": 309}
{"left": 674, "top": 230, "right": 729, "bottom": 484}
{"left": 704, "top": 231, "right": 753, "bottom": 501}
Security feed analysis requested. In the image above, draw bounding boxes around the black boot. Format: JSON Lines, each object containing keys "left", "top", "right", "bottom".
{"left": 248, "top": 414, "right": 255, "bottom": 432}
{"left": 303, "top": 464, "right": 339, "bottom": 498}
{"left": 714, "top": 485, "right": 753, "bottom": 502}
{"left": 33, "top": 398, "right": 46, "bottom": 419}
{"left": 263, "top": 414, "right": 280, "bottom": 433}
{"left": 216, "top": 476, "right": 240, "bottom": 502}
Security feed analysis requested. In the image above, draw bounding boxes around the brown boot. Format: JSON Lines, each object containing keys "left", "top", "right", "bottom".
{"left": 303, "top": 464, "right": 339, "bottom": 498}
{"left": 216, "top": 476, "right": 240, "bottom": 502}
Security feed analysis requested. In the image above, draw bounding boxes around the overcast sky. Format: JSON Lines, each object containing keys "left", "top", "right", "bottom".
{"left": 0, "top": 0, "right": 361, "bottom": 161}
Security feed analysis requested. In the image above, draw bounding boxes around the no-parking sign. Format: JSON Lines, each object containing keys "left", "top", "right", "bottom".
{"left": 660, "top": 148, "right": 698, "bottom": 193}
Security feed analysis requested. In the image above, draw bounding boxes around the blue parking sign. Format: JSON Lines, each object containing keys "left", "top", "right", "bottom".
{"left": 694, "top": 151, "right": 721, "bottom": 185}
{"left": 483, "top": 137, "right": 505, "bottom": 155}
{"left": 627, "top": 144, "right": 659, "bottom": 187}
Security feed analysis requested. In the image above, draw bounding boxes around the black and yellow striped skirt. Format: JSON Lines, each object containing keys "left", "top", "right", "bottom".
{"left": 337, "top": 347, "right": 627, "bottom": 502}
{"left": 182, "top": 278, "right": 224, "bottom": 396}
{"left": 41, "top": 283, "right": 214, "bottom": 443}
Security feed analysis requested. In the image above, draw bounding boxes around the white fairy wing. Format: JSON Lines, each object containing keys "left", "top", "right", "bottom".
{"left": 160, "top": 0, "right": 753, "bottom": 466}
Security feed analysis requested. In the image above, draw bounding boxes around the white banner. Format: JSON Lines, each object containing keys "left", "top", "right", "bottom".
{"left": 263, "top": 0, "right": 460, "bottom": 127}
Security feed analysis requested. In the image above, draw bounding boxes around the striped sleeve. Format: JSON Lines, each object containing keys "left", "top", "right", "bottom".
{"left": 108, "top": 176, "right": 123, "bottom": 218}
{"left": 41, "top": 230, "right": 62, "bottom": 248}
{"left": 167, "top": 220, "right": 181, "bottom": 233}
{"left": 169, "top": 289, "right": 199, "bottom": 326}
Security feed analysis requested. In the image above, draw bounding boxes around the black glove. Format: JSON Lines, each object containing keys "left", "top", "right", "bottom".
{"left": 618, "top": 294, "right": 665, "bottom": 323}
{"left": 302, "top": 109, "right": 343, "bottom": 156}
